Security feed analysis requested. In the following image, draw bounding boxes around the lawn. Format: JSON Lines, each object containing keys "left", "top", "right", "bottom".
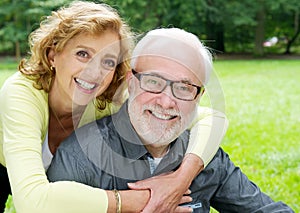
{"left": 1, "top": 59, "right": 299, "bottom": 212}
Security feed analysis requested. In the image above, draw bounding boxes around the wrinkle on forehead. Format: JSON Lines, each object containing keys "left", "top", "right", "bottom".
{"left": 131, "top": 30, "right": 212, "bottom": 85}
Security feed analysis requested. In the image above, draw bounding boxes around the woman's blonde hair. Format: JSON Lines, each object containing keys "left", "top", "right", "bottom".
{"left": 19, "top": 1, "right": 134, "bottom": 110}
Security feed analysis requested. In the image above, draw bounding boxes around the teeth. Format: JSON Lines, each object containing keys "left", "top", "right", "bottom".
{"left": 151, "top": 111, "right": 175, "bottom": 120}
{"left": 143, "top": 105, "right": 179, "bottom": 120}
{"left": 75, "top": 78, "right": 96, "bottom": 90}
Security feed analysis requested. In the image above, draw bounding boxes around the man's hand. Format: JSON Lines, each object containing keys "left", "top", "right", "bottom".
{"left": 128, "top": 154, "right": 204, "bottom": 213}
{"left": 128, "top": 172, "right": 193, "bottom": 213}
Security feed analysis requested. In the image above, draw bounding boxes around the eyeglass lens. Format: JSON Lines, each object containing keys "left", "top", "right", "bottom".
{"left": 140, "top": 74, "right": 198, "bottom": 101}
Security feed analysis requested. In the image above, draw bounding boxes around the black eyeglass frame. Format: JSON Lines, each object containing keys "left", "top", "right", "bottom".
{"left": 131, "top": 69, "right": 204, "bottom": 101}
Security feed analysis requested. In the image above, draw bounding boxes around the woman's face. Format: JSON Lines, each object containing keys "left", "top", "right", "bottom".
{"left": 49, "top": 31, "right": 120, "bottom": 107}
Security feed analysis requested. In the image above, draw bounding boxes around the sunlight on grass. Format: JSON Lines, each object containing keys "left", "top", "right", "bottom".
{"left": 1, "top": 59, "right": 299, "bottom": 212}
{"left": 0, "top": 59, "right": 17, "bottom": 88}
{"left": 212, "top": 59, "right": 300, "bottom": 212}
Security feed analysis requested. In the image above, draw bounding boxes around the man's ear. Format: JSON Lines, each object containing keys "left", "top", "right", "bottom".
{"left": 126, "top": 70, "right": 134, "bottom": 82}
{"left": 200, "top": 88, "right": 205, "bottom": 96}
{"left": 126, "top": 70, "right": 134, "bottom": 93}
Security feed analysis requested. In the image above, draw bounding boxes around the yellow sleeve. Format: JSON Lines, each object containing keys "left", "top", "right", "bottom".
{"left": 0, "top": 73, "right": 108, "bottom": 213}
{"left": 187, "top": 106, "right": 229, "bottom": 167}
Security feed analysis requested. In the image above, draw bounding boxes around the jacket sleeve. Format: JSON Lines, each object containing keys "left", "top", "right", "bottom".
{"left": 187, "top": 106, "right": 229, "bottom": 167}
{"left": 0, "top": 74, "right": 108, "bottom": 213}
{"left": 211, "top": 150, "right": 295, "bottom": 213}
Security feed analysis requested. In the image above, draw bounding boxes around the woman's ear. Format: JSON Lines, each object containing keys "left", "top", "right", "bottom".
{"left": 48, "top": 48, "right": 56, "bottom": 67}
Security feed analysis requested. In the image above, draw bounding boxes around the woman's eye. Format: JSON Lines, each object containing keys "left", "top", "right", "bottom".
{"left": 76, "top": 51, "right": 89, "bottom": 58}
{"left": 102, "top": 59, "right": 116, "bottom": 68}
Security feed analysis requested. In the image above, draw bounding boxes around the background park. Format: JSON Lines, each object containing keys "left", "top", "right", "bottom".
{"left": 1, "top": 0, "right": 299, "bottom": 212}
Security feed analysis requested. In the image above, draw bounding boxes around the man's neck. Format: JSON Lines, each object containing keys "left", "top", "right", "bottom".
{"left": 145, "top": 144, "right": 170, "bottom": 158}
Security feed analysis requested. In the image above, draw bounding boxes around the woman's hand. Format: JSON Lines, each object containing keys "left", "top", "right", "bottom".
{"left": 128, "top": 154, "right": 204, "bottom": 213}
{"left": 128, "top": 172, "right": 192, "bottom": 213}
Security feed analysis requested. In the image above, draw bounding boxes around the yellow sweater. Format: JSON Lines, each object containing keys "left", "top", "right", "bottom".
{"left": 0, "top": 72, "right": 228, "bottom": 213}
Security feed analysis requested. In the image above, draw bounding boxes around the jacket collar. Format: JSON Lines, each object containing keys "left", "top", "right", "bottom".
{"left": 113, "top": 101, "right": 189, "bottom": 164}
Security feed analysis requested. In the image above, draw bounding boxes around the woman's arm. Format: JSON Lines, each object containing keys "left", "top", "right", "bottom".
{"left": 106, "top": 190, "right": 149, "bottom": 213}
{"left": 187, "top": 106, "right": 229, "bottom": 166}
{"left": 128, "top": 106, "right": 228, "bottom": 213}
{"left": 0, "top": 75, "right": 110, "bottom": 213}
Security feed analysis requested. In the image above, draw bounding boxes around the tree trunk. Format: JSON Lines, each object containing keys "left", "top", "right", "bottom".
{"left": 285, "top": 10, "right": 299, "bottom": 54}
{"left": 215, "top": 24, "right": 225, "bottom": 53}
{"left": 205, "top": 1, "right": 225, "bottom": 53}
{"left": 15, "top": 40, "right": 20, "bottom": 61}
{"left": 253, "top": 2, "right": 266, "bottom": 57}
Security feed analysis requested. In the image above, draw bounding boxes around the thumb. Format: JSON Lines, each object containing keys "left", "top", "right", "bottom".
{"left": 127, "top": 181, "right": 147, "bottom": 190}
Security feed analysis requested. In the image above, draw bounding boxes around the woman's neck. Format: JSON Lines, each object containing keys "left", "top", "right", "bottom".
{"left": 48, "top": 91, "right": 87, "bottom": 154}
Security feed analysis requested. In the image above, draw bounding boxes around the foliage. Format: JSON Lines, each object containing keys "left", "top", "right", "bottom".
{"left": 0, "top": 0, "right": 72, "bottom": 57}
{"left": 0, "top": 0, "right": 299, "bottom": 56}
{"left": 1, "top": 58, "right": 299, "bottom": 213}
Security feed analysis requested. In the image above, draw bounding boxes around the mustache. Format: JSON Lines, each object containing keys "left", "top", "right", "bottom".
{"left": 142, "top": 104, "right": 180, "bottom": 117}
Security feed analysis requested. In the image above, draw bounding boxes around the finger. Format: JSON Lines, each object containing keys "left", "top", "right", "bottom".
{"left": 174, "top": 206, "right": 193, "bottom": 213}
{"left": 127, "top": 181, "right": 149, "bottom": 190}
{"left": 184, "top": 189, "right": 191, "bottom": 195}
{"left": 178, "top": 196, "right": 192, "bottom": 204}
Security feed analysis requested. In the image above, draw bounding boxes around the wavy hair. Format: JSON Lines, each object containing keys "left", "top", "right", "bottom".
{"left": 19, "top": 1, "right": 134, "bottom": 110}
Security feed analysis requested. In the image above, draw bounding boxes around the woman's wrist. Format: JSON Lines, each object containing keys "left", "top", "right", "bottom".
{"left": 106, "top": 189, "right": 150, "bottom": 213}
{"left": 113, "top": 190, "right": 121, "bottom": 213}
{"left": 175, "top": 153, "right": 204, "bottom": 185}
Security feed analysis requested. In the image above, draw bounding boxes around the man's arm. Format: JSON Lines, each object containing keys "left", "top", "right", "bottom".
{"left": 211, "top": 149, "right": 294, "bottom": 213}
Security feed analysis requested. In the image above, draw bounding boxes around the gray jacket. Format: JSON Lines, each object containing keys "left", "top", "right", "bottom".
{"left": 47, "top": 102, "right": 294, "bottom": 213}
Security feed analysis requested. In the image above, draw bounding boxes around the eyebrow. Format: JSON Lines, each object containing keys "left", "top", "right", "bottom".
{"left": 143, "top": 71, "right": 195, "bottom": 84}
{"left": 76, "top": 45, "right": 97, "bottom": 53}
{"left": 77, "top": 45, "right": 119, "bottom": 59}
{"left": 104, "top": 53, "right": 119, "bottom": 60}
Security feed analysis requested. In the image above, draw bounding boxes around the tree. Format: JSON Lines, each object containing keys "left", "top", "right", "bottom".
{"left": 261, "top": 0, "right": 300, "bottom": 54}
{"left": 253, "top": 0, "right": 266, "bottom": 56}
{"left": 0, "top": 0, "right": 299, "bottom": 56}
{"left": 0, "top": 0, "right": 71, "bottom": 59}
{"left": 285, "top": 9, "right": 300, "bottom": 54}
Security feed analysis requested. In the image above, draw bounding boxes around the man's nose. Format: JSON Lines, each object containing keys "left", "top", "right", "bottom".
{"left": 156, "top": 86, "right": 176, "bottom": 108}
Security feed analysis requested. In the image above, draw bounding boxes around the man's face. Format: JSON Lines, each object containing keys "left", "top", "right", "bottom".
{"left": 128, "top": 56, "right": 202, "bottom": 147}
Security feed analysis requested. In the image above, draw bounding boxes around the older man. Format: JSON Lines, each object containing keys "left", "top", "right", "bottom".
{"left": 47, "top": 28, "right": 293, "bottom": 212}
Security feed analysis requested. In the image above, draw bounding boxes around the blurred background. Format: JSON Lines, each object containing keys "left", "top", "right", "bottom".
{"left": 1, "top": 0, "right": 299, "bottom": 212}
{"left": 0, "top": 0, "right": 299, "bottom": 60}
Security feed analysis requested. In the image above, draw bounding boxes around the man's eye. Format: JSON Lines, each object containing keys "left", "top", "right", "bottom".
{"left": 102, "top": 59, "right": 116, "bottom": 68}
{"left": 179, "top": 86, "right": 190, "bottom": 91}
{"left": 175, "top": 84, "right": 192, "bottom": 92}
{"left": 146, "top": 79, "right": 158, "bottom": 85}
{"left": 76, "top": 51, "right": 89, "bottom": 58}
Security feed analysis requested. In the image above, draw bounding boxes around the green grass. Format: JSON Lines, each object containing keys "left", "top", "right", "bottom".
{"left": 210, "top": 59, "right": 299, "bottom": 212}
{"left": 1, "top": 59, "right": 299, "bottom": 212}
{"left": 0, "top": 59, "right": 18, "bottom": 87}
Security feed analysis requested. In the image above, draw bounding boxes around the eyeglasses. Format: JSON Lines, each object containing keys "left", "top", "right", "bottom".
{"left": 132, "top": 69, "right": 203, "bottom": 101}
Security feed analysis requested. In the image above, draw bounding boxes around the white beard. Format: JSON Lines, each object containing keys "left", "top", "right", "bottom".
{"left": 129, "top": 103, "right": 187, "bottom": 146}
